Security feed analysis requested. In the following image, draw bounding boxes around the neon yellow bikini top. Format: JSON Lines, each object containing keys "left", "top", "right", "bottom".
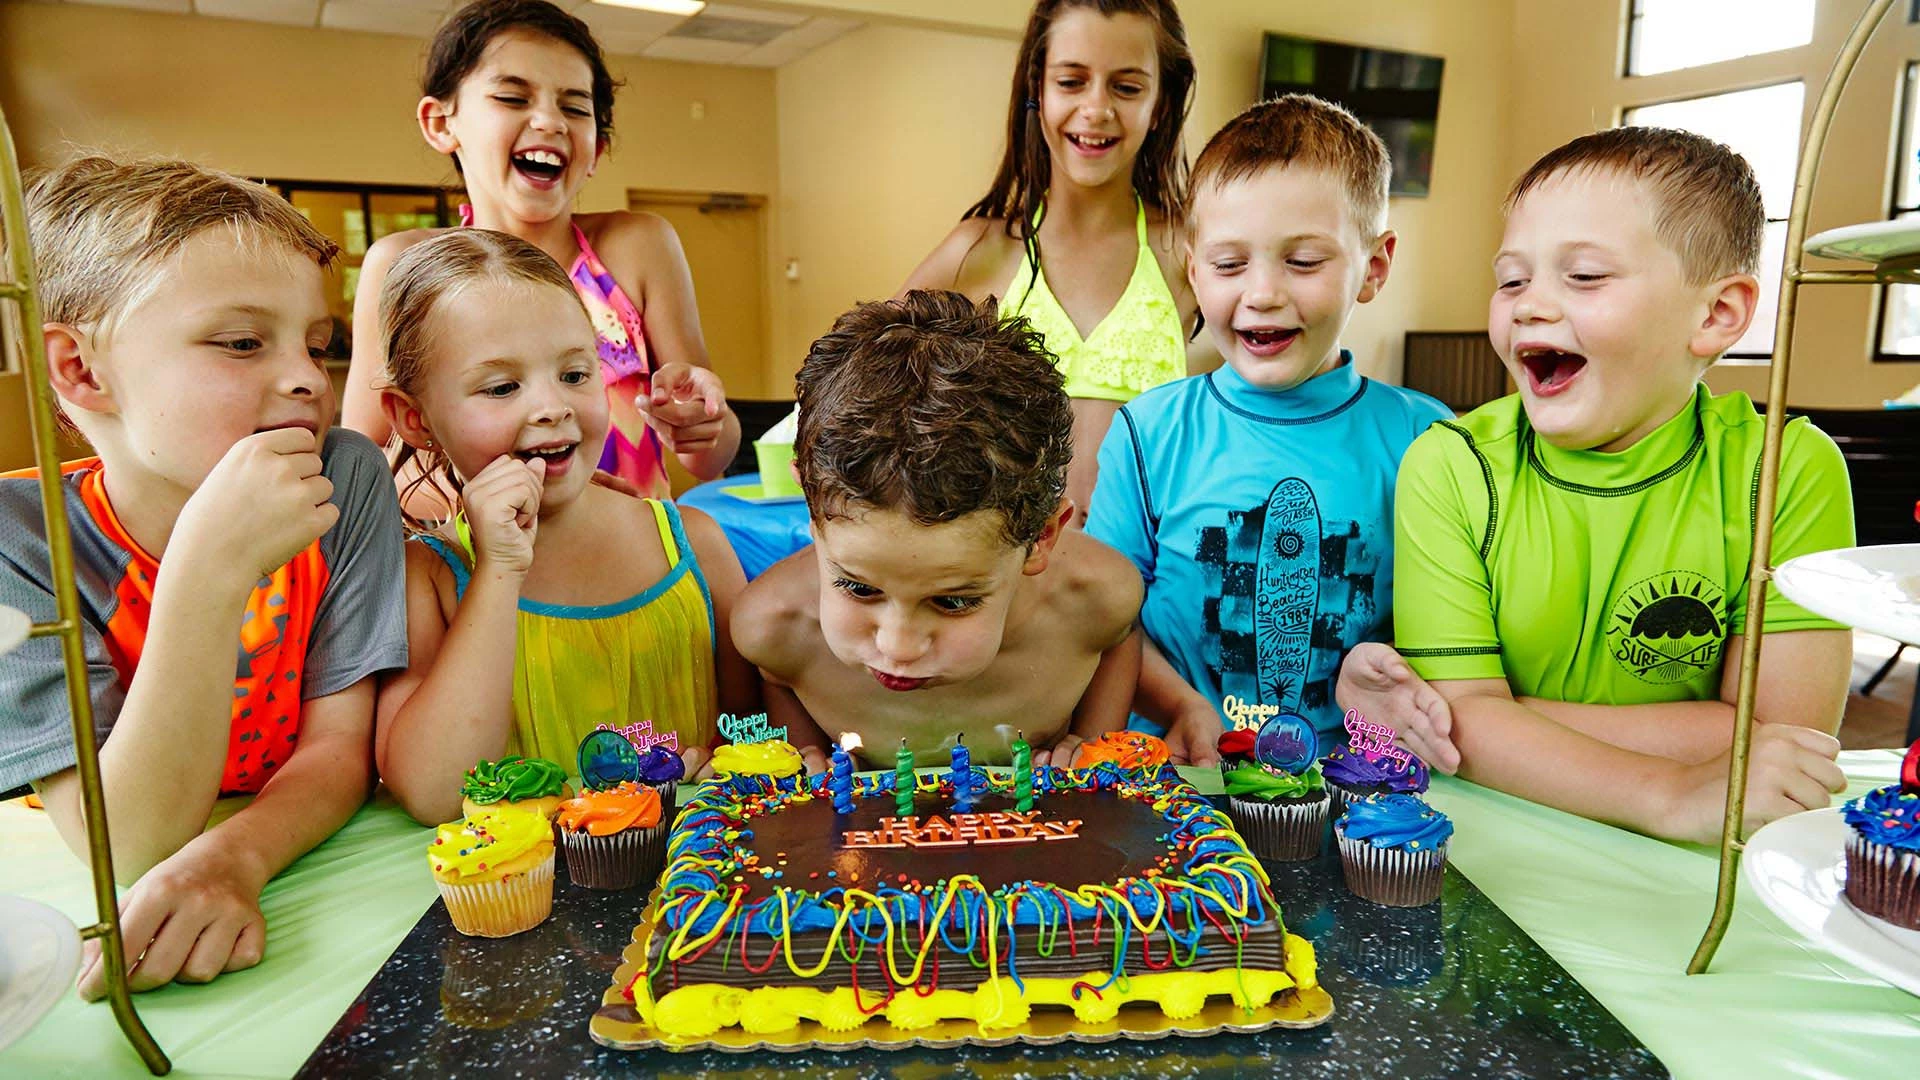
{"left": 999, "top": 199, "right": 1187, "bottom": 402}
{"left": 423, "top": 498, "right": 719, "bottom": 765}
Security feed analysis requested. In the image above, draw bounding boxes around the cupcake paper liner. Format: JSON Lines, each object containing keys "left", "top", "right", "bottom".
{"left": 438, "top": 851, "right": 555, "bottom": 938}
{"left": 1336, "top": 826, "right": 1446, "bottom": 908}
{"left": 642, "top": 780, "right": 679, "bottom": 820}
{"left": 562, "top": 823, "right": 668, "bottom": 890}
{"left": 1844, "top": 831, "right": 1920, "bottom": 930}
{"left": 1226, "top": 793, "right": 1330, "bottom": 862}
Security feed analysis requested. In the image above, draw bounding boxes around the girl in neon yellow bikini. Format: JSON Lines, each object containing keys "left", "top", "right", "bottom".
{"left": 341, "top": 0, "right": 741, "bottom": 503}
{"left": 902, "top": 0, "right": 1201, "bottom": 523}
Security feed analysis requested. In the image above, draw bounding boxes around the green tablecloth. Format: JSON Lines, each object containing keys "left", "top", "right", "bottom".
{"left": 3, "top": 754, "right": 1917, "bottom": 1078}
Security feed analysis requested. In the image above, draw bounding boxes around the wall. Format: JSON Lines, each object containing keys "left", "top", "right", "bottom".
{"left": 1508, "top": 1, "right": 1920, "bottom": 407}
{"left": 768, "top": 0, "right": 1519, "bottom": 388}
{"left": 0, "top": 0, "right": 779, "bottom": 469}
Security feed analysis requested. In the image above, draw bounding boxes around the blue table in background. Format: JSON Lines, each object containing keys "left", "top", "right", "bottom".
{"left": 677, "top": 472, "right": 811, "bottom": 580}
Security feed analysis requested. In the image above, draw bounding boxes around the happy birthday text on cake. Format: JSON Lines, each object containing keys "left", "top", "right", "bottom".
{"left": 842, "top": 811, "right": 1084, "bottom": 850}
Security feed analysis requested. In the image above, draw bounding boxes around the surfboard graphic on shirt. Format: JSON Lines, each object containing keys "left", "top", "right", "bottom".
{"left": 1254, "top": 478, "right": 1320, "bottom": 712}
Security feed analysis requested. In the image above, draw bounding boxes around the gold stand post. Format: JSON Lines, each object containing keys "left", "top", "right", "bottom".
{"left": 0, "top": 108, "right": 170, "bottom": 1072}
{"left": 1689, "top": 0, "right": 1894, "bottom": 975}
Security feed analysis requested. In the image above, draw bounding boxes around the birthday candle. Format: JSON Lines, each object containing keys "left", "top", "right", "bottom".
{"left": 1012, "top": 730, "right": 1033, "bottom": 812}
{"left": 830, "top": 737, "right": 855, "bottom": 814}
{"left": 950, "top": 736, "right": 973, "bottom": 811}
{"left": 895, "top": 738, "right": 915, "bottom": 817}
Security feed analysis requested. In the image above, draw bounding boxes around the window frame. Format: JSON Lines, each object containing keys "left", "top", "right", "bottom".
{"left": 1872, "top": 61, "right": 1920, "bottom": 363}
{"left": 1619, "top": 79, "right": 1804, "bottom": 363}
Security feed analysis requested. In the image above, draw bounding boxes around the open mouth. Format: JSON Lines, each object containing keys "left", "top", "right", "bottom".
{"left": 511, "top": 148, "right": 567, "bottom": 184}
{"left": 1066, "top": 133, "right": 1119, "bottom": 153}
{"left": 1517, "top": 347, "right": 1587, "bottom": 396}
{"left": 513, "top": 442, "right": 576, "bottom": 465}
{"left": 1236, "top": 326, "right": 1302, "bottom": 356}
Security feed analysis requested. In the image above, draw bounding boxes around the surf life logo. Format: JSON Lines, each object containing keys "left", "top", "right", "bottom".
{"left": 718, "top": 711, "right": 787, "bottom": 745}
{"left": 1606, "top": 571, "right": 1726, "bottom": 685}
{"left": 1344, "top": 708, "right": 1411, "bottom": 767}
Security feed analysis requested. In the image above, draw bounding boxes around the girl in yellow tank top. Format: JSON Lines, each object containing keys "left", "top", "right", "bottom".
{"left": 900, "top": 1, "right": 1200, "bottom": 519}
{"left": 371, "top": 230, "right": 759, "bottom": 826}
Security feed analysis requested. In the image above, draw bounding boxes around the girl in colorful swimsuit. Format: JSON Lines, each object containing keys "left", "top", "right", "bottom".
{"left": 899, "top": 0, "right": 1200, "bottom": 524}
{"left": 343, "top": 0, "right": 739, "bottom": 500}
{"left": 371, "top": 229, "right": 759, "bottom": 825}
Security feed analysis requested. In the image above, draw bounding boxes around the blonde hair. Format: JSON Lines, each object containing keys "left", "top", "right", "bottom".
{"left": 1506, "top": 126, "right": 1764, "bottom": 284}
{"left": 378, "top": 228, "right": 587, "bottom": 530}
{"left": 1188, "top": 94, "right": 1391, "bottom": 239}
{"left": 23, "top": 156, "right": 338, "bottom": 338}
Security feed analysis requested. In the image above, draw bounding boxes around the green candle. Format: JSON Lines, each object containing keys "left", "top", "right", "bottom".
{"left": 895, "top": 738, "right": 915, "bottom": 817}
{"left": 1012, "top": 730, "right": 1033, "bottom": 812}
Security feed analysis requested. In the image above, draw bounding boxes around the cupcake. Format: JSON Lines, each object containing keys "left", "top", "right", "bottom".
{"left": 634, "top": 744, "right": 686, "bottom": 818}
{"left": 1335, "top": 794, "right": 1452, "bottom": 908}
{"left": 1217, "top": 727, "right": 1330, "bottom": 862}
{"left": 556, "top": 782, "right": 667, "bottom": 890}
{"left": 710, "top": 740, "right": 805, "bottom": 779}
{"left": 428, "top": 805, "right": 556, "bottom": 938}
{"left": 460, "top": 755, "right": 572, "bottom": 822}
{"left": 1071, "top": 731, "right": 1171, "bottom": 773}
{"left": 1321, "top": 742, "right": 1429, "bottom": 815}
{"left": 1842, "top": 785, "right": 1920, "bottom": 929}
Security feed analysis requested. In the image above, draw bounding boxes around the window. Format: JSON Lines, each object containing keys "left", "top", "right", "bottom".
{"left": 1878, "top": 63, "right": 1920, "bottom": 360}
{"left": 1626, "top": 0, "right": 1815, "bottom": 77}
{"left": 1625, "top": 81, "right": 1805, "bottom": 360}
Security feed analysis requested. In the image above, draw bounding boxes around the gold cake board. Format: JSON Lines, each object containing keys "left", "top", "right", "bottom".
{"left": 588, "top": 926, "right": 1335, "bottom": 1053}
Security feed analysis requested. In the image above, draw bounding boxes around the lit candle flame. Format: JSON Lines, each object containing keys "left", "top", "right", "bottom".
{"left": 839, "top": 731, "right": 863, "bottom": 753}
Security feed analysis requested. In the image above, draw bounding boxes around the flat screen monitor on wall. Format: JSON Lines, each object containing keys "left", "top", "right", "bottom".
{"left": 1259, "top": 32, "right": 1445, "bottom": 198}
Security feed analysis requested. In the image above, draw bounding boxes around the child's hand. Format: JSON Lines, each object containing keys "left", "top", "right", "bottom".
{"left": 681, "top": 744, "right": 712, "bottom": 781}
{"left": 1337, "top": 643, "right": 1459, "bottom": 774}
{"left": 637, "top": 363, "right": 729, "bottom": 455}
{"left": 1163, "top": 703, "right": 1224, "bottom": 767}
{"left": 1667, "top": 724, "right": 1846, "bottom": 844}
{"left": 798, "top": 745, "right": 830, "bottom": 777}
{"left": 174, "top": 427, "right": 338, "bottom": 581}
{"left": 76, "top": 833, "right": 268, "bottom": 1001}
{"left": 1036, "top": 734, "right": 1084, "bottom": 770}
{"left": 462, "top": 456, "right": 544, "bottom": 574}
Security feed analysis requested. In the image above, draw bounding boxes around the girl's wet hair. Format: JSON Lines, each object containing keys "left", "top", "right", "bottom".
{"left": 964, "top": 0, "right": 1194, "bottom": 268}
{"left": 423, "top": 0, "right": 621, "bottom": 154}
{"left": 378, "top": 228, "right": 586, "bottom": 531}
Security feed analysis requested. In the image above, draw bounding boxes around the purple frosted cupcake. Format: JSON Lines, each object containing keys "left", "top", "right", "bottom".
{"left": 1335, "top": 794, "right": 1452, "bottom": 908}
{"left": 634, "top": 744, "right": 686, "bottom": 819}
{"left": 1322, "top": 743, "right": 1429, "bottom": 815}
{"left": 1842, "top": 785, "right": 1920, "bottom": 929}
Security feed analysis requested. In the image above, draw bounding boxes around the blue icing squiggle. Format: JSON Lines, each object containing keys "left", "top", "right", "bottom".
{"left": 1843, "top": 785, "right": 1920, "bottom": 852}
{"left": 1338, "top": 793, "right": 1452, "bottom": 852}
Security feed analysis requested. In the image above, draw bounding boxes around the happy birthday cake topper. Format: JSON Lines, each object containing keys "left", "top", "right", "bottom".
{"left": 592, "top": 717, "right": 679, "bottom": 754}
{"left": 1221, "top": 694, "right": 1282, "bottom": 732}
{"left": 1344, "top": 708, "right": 1412, "bottom": 766}
{"left": 1903, "top": 738, "right": 1919, "bottom": 795}
{"left": 1254, "top": 711, "right": 1318, "bottom": 774}
{"left": 718, "top": 712, "right": 786, "bottom": 745}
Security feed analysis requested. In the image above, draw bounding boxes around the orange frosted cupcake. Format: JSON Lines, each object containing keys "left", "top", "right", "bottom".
{"left": 428, "top": 805, "right": 556, "bottom": 937}
{"left": 556, "top": 782, "right": 666, "bottom": 890}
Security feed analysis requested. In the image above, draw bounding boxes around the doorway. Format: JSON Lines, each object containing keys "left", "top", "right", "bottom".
{"left": 626, "top": 189, "right": 771, "bottom": 400}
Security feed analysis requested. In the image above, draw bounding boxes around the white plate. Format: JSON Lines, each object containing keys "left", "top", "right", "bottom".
{"left": 1743, "top": 807, "right": 1920, "bottom": 996}
{"left": 0, "top": 604, "right": 27, "bottom": 659}
{"left": 0, "top": 894, "right": 82, "bottom": 1052}
{"left": 1772, "top": 544, "right": 1920, "bottom": 646}
{"left": 1805, "top": 218, "right": 1920, "bottom": 275}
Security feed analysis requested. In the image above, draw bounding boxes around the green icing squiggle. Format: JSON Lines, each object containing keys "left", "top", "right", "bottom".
{"left": 1223, "top": 761, "right": 1325, "bottom": 800}
{"left": 462, "top": 755, "right": 567, "bottom": 803}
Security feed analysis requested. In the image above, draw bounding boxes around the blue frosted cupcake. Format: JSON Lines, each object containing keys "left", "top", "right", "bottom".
{"left": 1843, "top": 785, "right": 1920, "bottom": 929}
{"left": 1335, "top": 794, "right": 1452, "bottom": 907}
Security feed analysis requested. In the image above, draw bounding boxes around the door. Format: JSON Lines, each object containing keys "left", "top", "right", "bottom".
{"left": 626, "top": 189, "right": 771, "bottom": 401}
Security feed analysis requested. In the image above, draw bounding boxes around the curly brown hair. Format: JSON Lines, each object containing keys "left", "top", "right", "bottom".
{"left": 794, "top": 291, "right": 1073, "bottom": 548}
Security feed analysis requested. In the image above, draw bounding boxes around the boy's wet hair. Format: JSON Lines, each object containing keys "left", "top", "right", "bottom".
{"left": 23, "top": 156, "right": 337, "bottom": 339}
{"left": 1187, "top": 93, "right": 1390, "bottom": 238}
{"left": 795, "top": 291, "right": 1073, "bottom": 548}
{"left": 424, "top": 0, "right": 621, "bottom": 153}
{"left": 1506, "top": 126, "right": 1765, "bottom": 283}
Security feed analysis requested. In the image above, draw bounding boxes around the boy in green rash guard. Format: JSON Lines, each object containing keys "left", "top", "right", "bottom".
{"left": 1338, "top": 127, "right": 1852, "bottom": 844}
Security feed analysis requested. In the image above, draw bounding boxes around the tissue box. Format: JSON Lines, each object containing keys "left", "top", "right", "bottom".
{"left": 753, "top": 440, "right": 801, "bottom": 497}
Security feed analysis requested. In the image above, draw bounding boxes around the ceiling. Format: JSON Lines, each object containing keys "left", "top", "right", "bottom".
{"left": 33, "top": 0, "right": 860, "bottom": 66}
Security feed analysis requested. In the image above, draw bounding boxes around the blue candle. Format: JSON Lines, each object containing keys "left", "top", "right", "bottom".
{"left": 949, "top": 736, "right": 973, "bottom": 811}
{"left": 830, "top": 738, "right": 855, "bottom": 814}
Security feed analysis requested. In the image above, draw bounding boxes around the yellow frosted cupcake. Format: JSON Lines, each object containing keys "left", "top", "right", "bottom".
{"left": 459, "top": 755, "right": 572, "bottom": 821}
{"left": 428, "top": 805, "right": 556, "bottom": 938}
